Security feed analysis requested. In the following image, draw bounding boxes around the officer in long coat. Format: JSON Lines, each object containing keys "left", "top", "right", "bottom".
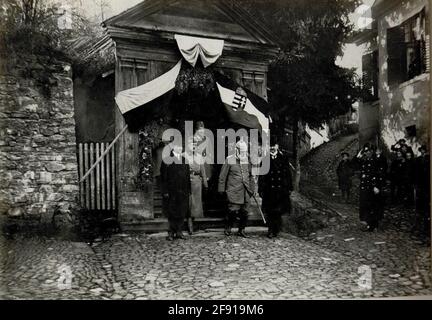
{"left": 336, "top": 152, "right": 354, "bottom": 202}
{"left": 160, "top": 142, "right": 191, "bottom": 241}
{"left": 390, "top": 150, "right": 407, "bottom": 202}
{"left": 374, "top": 147, "right": 388, "bottom": 220}
{"left": 218, "top": 140, "right": 255, "bottom": 238}
{"left": 414, "top": 145, "right": 430, "bottom": 236}
{"left": 260, "top": 143, "right": 293, "bottom": 238}
{"left": 355, "top": 143, "right": 383, "bottom": 232}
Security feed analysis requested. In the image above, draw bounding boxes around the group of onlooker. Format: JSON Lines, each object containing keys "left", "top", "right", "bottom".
{"left": 336, "top": 139, "right": 430, "bottom": 236}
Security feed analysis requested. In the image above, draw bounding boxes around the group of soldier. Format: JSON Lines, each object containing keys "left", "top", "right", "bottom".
{"left": 160, "top": 138, "right": 293, "bottom": 241}
{"left": 336, "top": 139, "right": 430, "bottom": 235}
{"left": 161, "top": 131, "right": 430, "bottom": 241}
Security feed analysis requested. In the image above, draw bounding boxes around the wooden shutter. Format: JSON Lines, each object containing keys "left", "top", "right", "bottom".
{"left": 362, "top": 52, "right": 373, "bottom": 100}
{"left": 421, "top": 34, "right": 430, "bottom": 73}
{"left": 387, "top": 25, "right": 407, "bottom": 86}
{"left": 372, "top": 50, "right": 379, "bottom": 98}
{"left": 362, "top": 51, "right": 379, "bottom": 101}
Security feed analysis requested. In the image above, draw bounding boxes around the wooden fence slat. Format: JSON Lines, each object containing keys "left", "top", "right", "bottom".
{"left": 90, "top": 143, "right": 95, "bottom": 210}
{"left": 84, "top": 143, "right": 90, "bottom": 209}
{"left": 106, "top": 143, "right": 111, "bottom": 210}
{"left": 111, "top": 144, "right": 116, "bottom": 209}
{"left": 101, "top": 143, "right": 106, "bottom": 210}
{"left": 96, "top": 143, "right": 101, "bottom": 210}
{"left": 78, "top": 141, "right": 116, "bottom": 211}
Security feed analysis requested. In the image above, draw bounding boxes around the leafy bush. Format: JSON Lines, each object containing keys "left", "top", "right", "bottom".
{"left": 0, "top": 0, "right": 114, "bottom": 95}
{"left": 0, "top": 0, "right": 63, "bottom": 55}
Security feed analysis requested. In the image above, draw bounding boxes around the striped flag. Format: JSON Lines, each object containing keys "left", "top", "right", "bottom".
{"left": 114, "top": 60, "right": 182, "bottom": 131}
{"left": 115, "top": 60, "right": 182, "bottom": 115}
{"left": 216, "top": 83, "right": 269, "bottom": 131}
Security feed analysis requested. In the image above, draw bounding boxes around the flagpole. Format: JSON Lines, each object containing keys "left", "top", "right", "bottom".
{"left": 79, "top": 124, "right": 129, "bottom": 183}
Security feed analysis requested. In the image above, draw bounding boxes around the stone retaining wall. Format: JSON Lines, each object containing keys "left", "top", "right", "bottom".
{"left": 282, "top": 191, "right": 338, "bottom": 237}
{"left": 0, "top": 54, "right": 79, "bottom": 226}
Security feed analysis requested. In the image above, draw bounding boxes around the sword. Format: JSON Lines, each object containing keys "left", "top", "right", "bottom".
{"left": 251, "top": 192, "right": 267, "bottom": 225}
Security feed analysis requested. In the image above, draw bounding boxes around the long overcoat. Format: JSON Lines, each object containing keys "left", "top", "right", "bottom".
{"left": 336, "top": 160, "right": 354, "bottom": 191}
{"left": 218, "top": 155, "right": 255, "bottom": 205}
{"left": 260, "top": 153, "right": 293, "bottom": 213}
{"left": 160, "top": 155, "right": 191, "bottom": 219}
{"left": 358, "top": 156, "right": 383, "bottom": 222}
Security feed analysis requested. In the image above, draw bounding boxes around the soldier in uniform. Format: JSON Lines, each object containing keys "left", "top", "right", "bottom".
{"left": 374, "top": 147, "right": 388, "bottom": 220}
{"left": 218, "top": 140, "right": 255, "bottom": 238}
{"left": 260, "top": 143, "right": 293, "bottom": 238}
{"left": 404, "top": 150, "right": 416, "bottom": 205}
{"left": 391, "top": 139, "right": 413, "bottom": 156}
{"left": 336, "top": 152, "right": 354, "bottom": 202}
{"left": 390, "top": 150, "right": 407, "bottom": 202}
{"left": 355, "top": 143, "right": 383, "bottom": 232}
{"left": 414, "top": 145, "right": 430, "bottom": 236}
{"left": 160, "top": 141, "right": 191, "bottom": 241}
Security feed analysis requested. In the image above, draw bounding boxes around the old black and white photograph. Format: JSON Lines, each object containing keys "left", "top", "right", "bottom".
{"left": 0, "top": 0, "right": 431, "bottom": 302}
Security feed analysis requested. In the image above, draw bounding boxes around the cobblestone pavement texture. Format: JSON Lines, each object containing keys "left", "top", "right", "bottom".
{"left": 1, "top": 134, "right": 431, "bottom": 300}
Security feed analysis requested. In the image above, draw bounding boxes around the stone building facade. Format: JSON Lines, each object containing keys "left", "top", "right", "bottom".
{"left": 355, "top": 0, "right": 430, "bottom": 152}
{"left": 0, "top": 54, "right": 79, "bottom": 224}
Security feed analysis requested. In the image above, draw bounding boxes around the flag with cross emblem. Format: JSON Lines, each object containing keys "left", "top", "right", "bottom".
{"left": 232, "top": 88, "right": 248, "bottom": 111}
{"left": 216, "top": 83, "right": 269, "bottom": 131}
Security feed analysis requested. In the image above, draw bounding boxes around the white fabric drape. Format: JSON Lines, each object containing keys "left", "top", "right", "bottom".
{"left": 115, "top": 60, "right": 182, "bottom": 114}
{"left": 175, "top": 34, "right": 224, "bottom": 68}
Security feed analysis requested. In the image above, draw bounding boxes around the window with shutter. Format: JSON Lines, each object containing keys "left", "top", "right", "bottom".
{"left": 387, "top": 25, "right": 406, "bottom": 86}
{"left": 387, "top": 9, "right": 428, "bottom": 86}
{"left": 362, "top": 50, "right": 379, "bottom": 101}
{"left": 421, "top": 34, "right": 430, "bottom": 73}
{"left": 372, "top": 50, "right": 379, "bottom": 96}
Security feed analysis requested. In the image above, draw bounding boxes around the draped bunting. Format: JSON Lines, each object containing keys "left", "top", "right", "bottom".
{"left": 115, "top": 60, "right": 182, "bottom": 114}
{"left": 174, "top": 34, "right": 224, "bottom": 68}
{"left": 114, "top": 35, "right": 270, "bottom": 133}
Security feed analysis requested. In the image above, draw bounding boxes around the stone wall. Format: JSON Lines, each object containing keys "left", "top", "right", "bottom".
{"left": 282, "top": 192, "right": 339, "bottom": 237}
{"left": 0, "top": 54, "right": 79, "bottom": 225}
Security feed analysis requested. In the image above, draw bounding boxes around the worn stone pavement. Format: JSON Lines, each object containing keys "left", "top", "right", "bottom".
{"left": 0, "top": 134, "right": 431, "bottom": 300}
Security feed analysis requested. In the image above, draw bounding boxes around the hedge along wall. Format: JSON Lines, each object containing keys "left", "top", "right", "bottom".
{"left": 0, "top": 53, "right": 79, "bottom": 224}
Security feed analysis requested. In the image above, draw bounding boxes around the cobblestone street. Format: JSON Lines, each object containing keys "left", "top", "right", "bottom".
{"left": 1, "top": 134, "right": 431, "bottom": 300}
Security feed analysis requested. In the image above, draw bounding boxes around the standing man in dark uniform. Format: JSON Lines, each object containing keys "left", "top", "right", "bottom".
{"left": 161, "top": 141, "right": 191, "bottom": 241}
{"left": 404, "top": 151, "right": 416, "bottom": 205}
{"left": 390, "top": 150, "right": 407, "bottom": 202}
{"left": 414, "top": 145, "right": 430, "bottom": 236}
{"left": 374, "top": 147, "right": 388, "bottom": 220}
{"left": 218, "top": 140, "right": 255, "bottom": 238}
{"left": 336, "top": 152, "right": 354, "bottom": 202}
{"left": 260, "top": 143, "right": 293, "bottom": 238}
{"left": 355, "top": 143, "right": 383, "bottom": 232}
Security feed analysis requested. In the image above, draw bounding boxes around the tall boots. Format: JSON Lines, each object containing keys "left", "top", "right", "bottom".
{"left": 224, "top": 210, "right": 236, "bottom": 236}
{"left": 237, "top": 209, "right": 248, "bottom": 238}
{"left": 225, "top": 209, "right": 249, "bottom": 237}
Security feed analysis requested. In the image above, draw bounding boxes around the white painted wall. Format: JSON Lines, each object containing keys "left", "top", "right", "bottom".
{"left": 376, "top": 0, "right": 430, "bottom": 154}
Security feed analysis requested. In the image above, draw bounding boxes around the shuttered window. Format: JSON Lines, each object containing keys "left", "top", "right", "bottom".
{"left": 387, "top": 9, "right": 429, "bottom": 86}
{"left": 362, "top": 50, "right": 379, "bottom": 101}
{"left": 387, "top": 25, "right": 407, "bottom": 86}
